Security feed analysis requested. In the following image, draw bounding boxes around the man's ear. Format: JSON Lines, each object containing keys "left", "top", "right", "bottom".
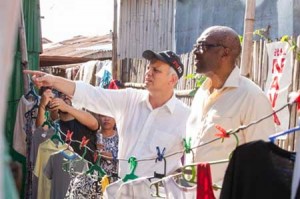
{"left": 222, "top": 47, "right": 230, "bottom": 57}
{"left": 169, "top": 74, "right": 178, "bottom": 86}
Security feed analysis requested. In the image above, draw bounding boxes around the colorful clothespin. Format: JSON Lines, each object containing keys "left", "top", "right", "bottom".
{"left": 65, "top": 130, "right": 73, "bottom": 143}
{"left": 155, "top": 147, "right": 166, "bottom": 162}
{"left": 53, "top": 122, "right": 60, "bottom": 132}
{"left": 80, "top": 136, "right": 90, "bottom": 159}
{"left": 289, "top": 92, "right": 300, "bottom": 110}
{"left": 41, "top": 111, "right": 52, "bottom": 128}
{"left": 123, "top": 156, "right": 138, "bottom": 182}
{"left": 80, "top": 136, "right": 90, "bottom": 149}
{"left": 94, "top": 151, "right": 99, "bottom": 163}
{"left": 183, "top": 137, "right": 192, "bottom": 153}
{"left": 215, "top": 124, "right": 229, "bottom": 142}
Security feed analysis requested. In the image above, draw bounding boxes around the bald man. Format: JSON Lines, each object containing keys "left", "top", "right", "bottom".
{"left": 186, "top": 26, "right": 275, "bottom": 192}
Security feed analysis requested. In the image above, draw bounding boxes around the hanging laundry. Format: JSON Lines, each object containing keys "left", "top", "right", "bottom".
{"left": 292, "top": 132, "right": 300, "bottom": 199}
{"left": 95, "top": 60, "right": 112, "bottom": 88}
{"left": 74, "top": 60, "right": 99, "bottom": 85}
{"left": 108, "top": 79, "right": 123, "bottom": 89}
{"left": 101, "top": 175, "right": 110, "bottom": 192}
{"left": 197, "top": 163, "right": 216, "bottom": 199}
{"left": 13, "top": 95, "right": 38, "bottom": 156}
{"left": 103, "top": 179, "right": 123, "bottom": 199}
{"left": 162, "top": 174, "right": 197, "bottom": 199}
{"left": 30, "top": 127, "right": 55, "bottom": 199}
{"left": 34, "top": 139, "right": 66, "bottom": 199}
{"left": 43, "top": 151, "right": 89, "bottom": 199}
{"left": 104, "top": 177, "right": 152, "bottom": 199}
{"left": 220, "top": 140, "right": 295, "bottom": 199}
{"left": 117, "top": 177, "right": 152, "bottom": 199}
{"left": 64, "top": 173, "right": 102, "bottom": 198}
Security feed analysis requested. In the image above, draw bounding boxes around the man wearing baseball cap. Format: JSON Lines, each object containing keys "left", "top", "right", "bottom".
{"left": 24, "top": 49, "right": 190, "bottom": 180}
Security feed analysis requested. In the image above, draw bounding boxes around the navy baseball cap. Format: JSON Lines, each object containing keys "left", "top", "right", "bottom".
{"left": 142, "top": 50, "right": 184, "bottom": 79}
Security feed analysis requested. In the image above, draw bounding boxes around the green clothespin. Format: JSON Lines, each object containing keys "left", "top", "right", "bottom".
{"left": 50, "top": 123, "right": 64, "bottom": 145}
{"left": 86, "top": 152, "right": 106, "bottom": 178}
{"left": 183, "top": 137, "right": 192, "bottom": 153}
{"left": 122, "top": 156, "right": 138, "bottom": 182}
{"left": 228, "top": 129, "right": 240, "bottom": 159}
{"left": 81, "top": 147, "right": 87, "bottom": 160}
{"left": 42, "top": 111, "right": 52, "bottom": 127}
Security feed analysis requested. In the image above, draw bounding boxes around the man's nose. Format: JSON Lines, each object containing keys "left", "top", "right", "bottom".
{"left": 193, "top": 48, "right": 199, "bottom": 55}
{"left": 145, "top": 67, "right": 153, "bottom": 76}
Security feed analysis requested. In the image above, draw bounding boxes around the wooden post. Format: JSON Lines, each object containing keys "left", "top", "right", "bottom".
{"left": 112, "top": 0, "right": 118, "bottom": 80}
{"left": 240, "top": 0, "right": 256, "bottom": 77}
{"left": 19, "top": 4, "right": 29, "bottom": 94}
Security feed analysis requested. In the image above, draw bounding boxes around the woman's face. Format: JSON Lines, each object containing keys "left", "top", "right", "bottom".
{"left": 99, "top": 115, "right": 116, "bottom": 130}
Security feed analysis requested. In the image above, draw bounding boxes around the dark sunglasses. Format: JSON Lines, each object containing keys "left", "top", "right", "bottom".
{"left": 193, "top": 42, "right": 226, "bottom": 52}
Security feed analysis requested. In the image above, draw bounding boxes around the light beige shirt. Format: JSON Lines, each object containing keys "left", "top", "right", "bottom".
{"left": 186, "top": 67, "right": 276, "bottom": 186}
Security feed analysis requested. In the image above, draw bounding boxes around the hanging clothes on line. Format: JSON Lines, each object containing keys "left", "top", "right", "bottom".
{"left": 33, "top": 139, "right": 66, "bottom": 199}
{"left": 162, "top": 174, "right": 196, "bottom": 199}
{"left": 220, "top": 140, "right": 295, "bottom": 199}
{"left": 43, "top": 151, "right": 89, "bottom": 199}
{"left": 104, "top": 176, "right": 152, "bottom": 199}
{"left": 30, "top": 127, "right": 55, "bottom": 199}
{"left": 64, "top": 173, "right": 102, "bottom": 198}
{"left": 27, "top": 98, "right": 298, "bottom": 198}
{"left": 13, "top": 95, "right": 39, "bottom": 156}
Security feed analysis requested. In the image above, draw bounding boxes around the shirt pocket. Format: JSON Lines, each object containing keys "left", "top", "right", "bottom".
{"left": 205, "top": 111, "right": 234, "bottom": 131}
{"left": 149, "top": 129, "right": 179, "bottom": 154}
{"left": 204, "top": 114, "right": 240, "bottom": 149}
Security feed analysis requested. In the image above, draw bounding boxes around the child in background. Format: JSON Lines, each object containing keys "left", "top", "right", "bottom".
{"left": 96, "top": 114, "right": 119, "bottom": 180}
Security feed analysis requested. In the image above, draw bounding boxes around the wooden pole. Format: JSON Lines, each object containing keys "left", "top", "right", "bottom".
{"left": 112, "top": 0, "right": 118, "bottom": 80}
{"left": 240, "top": 0, "right": 256, "bottom": 77}
{"left": 19, "top": 3, "right": 29, "bottom": 94}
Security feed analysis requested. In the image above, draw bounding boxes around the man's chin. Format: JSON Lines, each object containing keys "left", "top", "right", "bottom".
{"left": 144, "top": 82, "right": 151, "bottom": 87}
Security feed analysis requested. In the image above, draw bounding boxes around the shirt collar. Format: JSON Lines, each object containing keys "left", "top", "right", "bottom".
{"left": 142, "top": 92, "right": 176, "bottom": 114}
{"left": 222, "top": 66, "right": 240, "bottom": 88}
{"left": 202, "top": 66, "right": 241, "bottom": 90}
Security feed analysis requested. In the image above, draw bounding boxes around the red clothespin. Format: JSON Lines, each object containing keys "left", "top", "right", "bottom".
{"left": 94, "top": 151, "right": 99, "bottom": 163}
{"left": 65, "top": 130, "right": 73, "bottom": 143}
{"left": 80, "top": 136, "right": 90, "bottom": 149}
{"left": 215, "top": 124, "right": 230, "bottom": 139}
{"left": 289, "top": 92, "right": 300, "bottom": 111}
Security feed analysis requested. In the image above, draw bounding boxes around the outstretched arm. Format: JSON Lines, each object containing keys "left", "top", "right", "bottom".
{"left": 49, "top": 98, "right": 99, "bottom": 131}
{"left": 23, "top": 70, "right": 76, "bottom": 97}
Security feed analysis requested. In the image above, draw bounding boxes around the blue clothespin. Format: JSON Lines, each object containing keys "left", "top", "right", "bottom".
{"left": 155, "top": 147, "right": 166, "bottom": 162}
{"left": 154, "top": 147, "right": 167, "bottom": 178}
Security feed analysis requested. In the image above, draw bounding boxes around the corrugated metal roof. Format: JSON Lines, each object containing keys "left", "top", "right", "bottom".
{"left": 41, "top": 34, "right": 112, "bottom": 57}
{"left": 118, "top": 0, "right": 176, "bottom": 59}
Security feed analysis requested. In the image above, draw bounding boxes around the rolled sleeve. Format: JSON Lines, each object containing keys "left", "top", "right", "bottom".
{"left": 72, "top": 81, "right": 128, "bottom": 119}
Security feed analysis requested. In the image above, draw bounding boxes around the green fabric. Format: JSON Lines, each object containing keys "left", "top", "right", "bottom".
{"left": 5, "top": 52, "right": 40, "bottom": 199}
{"left": 4, "top": 0, "right": 41, "bottom": 197}
{"left": 3, "top": 142, "right": 19, "bottom": 199}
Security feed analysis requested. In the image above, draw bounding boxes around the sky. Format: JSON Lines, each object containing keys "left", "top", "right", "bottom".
{"left": 40, "top": 0, "right": 113, "bottom": 42}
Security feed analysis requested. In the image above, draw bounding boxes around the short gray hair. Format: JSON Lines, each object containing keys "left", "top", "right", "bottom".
{"left": 169, "top": 67, "right": 178, "bottom": 77}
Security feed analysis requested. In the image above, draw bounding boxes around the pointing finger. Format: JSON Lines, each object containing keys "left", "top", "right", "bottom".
{"left": 23, "top": 70, "right": 46, "bottom": 76}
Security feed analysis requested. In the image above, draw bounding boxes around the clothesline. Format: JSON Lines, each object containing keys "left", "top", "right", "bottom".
{"left": 48, "top": 100, "right": 295, "bottom": 166}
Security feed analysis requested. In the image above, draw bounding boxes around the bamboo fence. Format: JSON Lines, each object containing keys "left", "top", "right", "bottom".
{"left": 119, "top": 38, "right": 300, "bottom": 151}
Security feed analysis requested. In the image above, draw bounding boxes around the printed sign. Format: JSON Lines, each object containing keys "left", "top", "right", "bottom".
{"left": 265, "top": 41, "right": 293, "bottom": 134}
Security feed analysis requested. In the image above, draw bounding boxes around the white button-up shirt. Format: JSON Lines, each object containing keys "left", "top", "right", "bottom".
{"left": 73, "top": 81, "right": 190, "bottom": 177}
{"left": 186, "top": 67, "right": 276, "bottom": 185}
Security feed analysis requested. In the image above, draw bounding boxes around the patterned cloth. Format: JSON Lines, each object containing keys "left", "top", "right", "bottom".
{"left": 97, "top": 132, "right": 119, "bottom": 180}
{"left": 64, "top": 174, "right": 101, "bottom": 199}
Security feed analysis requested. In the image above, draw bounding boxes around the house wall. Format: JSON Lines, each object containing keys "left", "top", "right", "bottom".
{"left": 175, "top": 0, "right": 297, "bottom": 54}
{"left": 118, "top": 0, "right": 176, "bottom": 59}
